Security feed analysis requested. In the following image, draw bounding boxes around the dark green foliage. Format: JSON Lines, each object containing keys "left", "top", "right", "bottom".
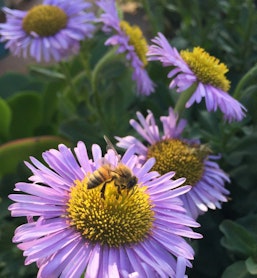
{"left": 0, "top": 0, "right": 257, "bottom": 277}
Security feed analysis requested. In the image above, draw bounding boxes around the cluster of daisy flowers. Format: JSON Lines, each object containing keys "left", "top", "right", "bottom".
{"left": 0, "top": 0, "right": 249, "bottom": 277}
{"left": 0, "top": 0, "right": 247, "bottom": 111}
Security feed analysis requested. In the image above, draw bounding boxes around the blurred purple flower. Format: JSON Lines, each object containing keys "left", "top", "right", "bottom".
{"left": 147, "top": 33, "right": 246, "bottom": 122}
{"left": 0, "top": 0, "right": 95, "bottom": 62}
{"left": 96, "top": 0, "right": 155, "bottom": 95}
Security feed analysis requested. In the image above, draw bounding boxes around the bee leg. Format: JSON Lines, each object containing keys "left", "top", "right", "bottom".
{"left": 127, "top": 186, "right": 135, "bottom": 198}
{"left": 115, "top": 184, "right": 122, "bottom": 200}
{"left": 100, "top": 182, "right": 107, "bottom": 199}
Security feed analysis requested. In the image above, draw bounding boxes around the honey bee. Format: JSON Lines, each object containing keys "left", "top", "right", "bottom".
{"left": 87, "top": 136, "right": 138, "bottom": 199}
{"left": 189, "top": 143, "right": 212, "bottom": 160}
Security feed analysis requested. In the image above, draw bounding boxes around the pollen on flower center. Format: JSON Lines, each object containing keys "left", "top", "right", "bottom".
{"left": 66, "top": 176, "right": 154, "bottom": 247}
{"left": 180, "top": 47, "right": 230, "bottom": 92}
{"left": 147, "top": 139, "right": 209, "bottom": 186}
{"left": 120, "top": 20, "right": 148, "bottom": 67}
{"left": 22, "top": 5, "right": 67, "bottom": 36}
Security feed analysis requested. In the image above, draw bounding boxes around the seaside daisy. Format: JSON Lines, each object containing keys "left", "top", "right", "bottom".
{"left": 96, "top": 0, "right": 155, "bottom": 96}
{"left": 0, "top": 0, "right": 95, "bottom": 62}
{"left": 9, "top": 140, "right": 201, "bottom": 277}
{"left": 147, "top": 32, "right": 246, "bottom": 122}
{"left": 116, "top": 108, "right": 230, "bottom": 219}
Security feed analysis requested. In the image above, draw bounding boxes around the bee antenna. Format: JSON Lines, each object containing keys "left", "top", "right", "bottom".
{"left": 104, "top": 135, "right": 119, "bottom": 157}
{"left": 104, "top": 135, "right": 112, "bottom": 146}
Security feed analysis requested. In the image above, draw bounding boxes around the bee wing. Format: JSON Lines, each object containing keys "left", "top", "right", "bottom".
{"left": 98, "top": 157, "right": 112, "bottom": 167}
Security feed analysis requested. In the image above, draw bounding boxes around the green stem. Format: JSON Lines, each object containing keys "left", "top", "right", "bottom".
{"left": 62, "top": 70, "right": 95, "bottom": 114}
{"left": 78, "top": 73, "right": 94, "bottom": 115}
{"left": 91, "top": 48, "right": 121, "bottom": 119}
{"left": 233, "top": 63, "right": 257, "bottom": 100}
{"left": 79, "top": 43, "right": 92, "bottom": 77}
{"left": 91, "top": 48, "right": 119, "bottom": 93}
{"left": 141, "top": 0, "right": 159, "bottom": 35}
{"left": 60, "top": 61, "right": 76, "bottom": 96}
{"left": 174, "top": 83, "right": 198, "bottom": 117}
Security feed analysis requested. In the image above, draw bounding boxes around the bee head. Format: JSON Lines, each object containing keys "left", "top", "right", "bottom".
{"left": 127, "top": 176, "right": 138, "bottom": 189}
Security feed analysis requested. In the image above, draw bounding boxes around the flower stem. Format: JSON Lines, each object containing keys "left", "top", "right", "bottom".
{"left": 91, "top": 48, "right": 119, "bottom": 93}
{"left": 91, "top": 48, "right": 121, "bottom": 119}
{"left": 141, "top": 0, "right": 159, "bottom": 35}
{"left": 233, "top": 63, "right": 257, "bottom": 100}
{"left": 174, "top": 83, "right": 198, "bottom": 117}
{"left": 60, "top": 61, "right": 76, "bottom": 98}
{"left": 71, "top": 71, "right": 96, "bottom": 114}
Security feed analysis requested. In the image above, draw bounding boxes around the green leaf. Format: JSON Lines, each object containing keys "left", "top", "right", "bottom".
{"left": 0, "top": 136, "right": 70, "bottom": 177}
{"left": 0, "top": 217, "right": 38, "bottom": 277}
{"left": 0, "top": 73, "right": 29, "bottom": 98}
{"left": 0, "top": 72, "right": 43, "bottom": 99}
{"left": 0, "top": 97, "right": 11, "bottom": 140}
{"left": 30, "top": 66, "right": 65, "bottom": 80}
{"left": 238, "top": 214, "right": 257, "bottom": 241}
{"left": 60, "top": 117, "right": 103, "bottom": 146}
{"left": 227, "top": 134, "right": 257, "bottom": 163}
{"left": 58, "top": 93, "right": 76, "bottom": 119}
{"left": 221, "top": 261, "right": 252, "bottom": 278}
{"left": 246, "top": 257, "right": 257, "bottom": 275}
{"left": 220, "top": 220, "right": 257, "bottom": 257}
{"left": 7, "top": 92, "right": 42, "bottom": 138}
{"left": 42, "top": 80, "right": 62, "bottom": 124}
{"left": 101, "top": 60, "right": 126, "bottom": 80}
{"left": 229, "top": 163, "right": 257, "bottom": 191}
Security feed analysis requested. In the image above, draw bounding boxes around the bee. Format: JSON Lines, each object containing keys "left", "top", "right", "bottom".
{"left": 189, "top": 143, "right": 212, "bottom": 161}
{"left": 87, "top": 136, "right": 138, "bottom": 199}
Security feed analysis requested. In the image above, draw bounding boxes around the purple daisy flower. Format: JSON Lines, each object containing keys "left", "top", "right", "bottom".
{"left": 116, "top": 108, "right": 230, "bottom": 219}
{"left": 96, "top": 0, "right": 155, "bottom": 96}
{"left": 147, "top": 32, "right": 246, "bottom": 122}
{"left": 0, "top": 0, "right": 95, "bottom": 62}
{"left": 9, "top": 140, "right": 201, "bottom": 277}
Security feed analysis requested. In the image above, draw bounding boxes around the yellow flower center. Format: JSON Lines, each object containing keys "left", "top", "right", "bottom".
{"left": 147, "top": 139, "right": 210, "bottom": 186}
{"left": 180, "top": 47, "right": 230, "bottom": 92}
{"left": 66, "top": 171, "right": 154, "bottom": 247}
{"left": 22, "top": 5, "right": 67, "bottom": 37}
{"left": 120, "top": 20, "right": 148, "bottom": 66}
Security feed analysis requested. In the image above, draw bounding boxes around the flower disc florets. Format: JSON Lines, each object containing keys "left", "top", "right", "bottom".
{"left": 120, "top": 20, "right": 148, "bottom": 67}
{"left": 180, "top": 47, "right": 230, "bottom": 92}
{"left": 67, "top": 176, "right": 154, "bottom": 247}
{"left": 22, "top": 5, "right": 67, "bottom": 36}
{"left": 147, "top": 139, "right": 208, "bottom": 186}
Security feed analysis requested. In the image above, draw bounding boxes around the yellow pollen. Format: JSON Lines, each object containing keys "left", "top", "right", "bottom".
{"left": 22, "top": 5, "right": 67, "bottom": 37}
{"left": 180, "top": 47, "right": 230, "bottom": 92}
{"left": 147, "top": 139, "right": 210, "bottom": 186}
{"left": 120, "top": 20, "right": 148, "bottom": 67}
{"left": 66, "top": 176, "right": 154, "bottom": 247}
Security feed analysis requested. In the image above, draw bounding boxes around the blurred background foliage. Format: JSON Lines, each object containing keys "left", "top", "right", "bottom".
{"left": 0, "top": 0, "right": 257, "bottom": 277}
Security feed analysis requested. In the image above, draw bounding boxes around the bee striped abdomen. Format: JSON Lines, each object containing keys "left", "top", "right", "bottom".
{"left": 87, "top": 166, "right": 112, "bottom": 189}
